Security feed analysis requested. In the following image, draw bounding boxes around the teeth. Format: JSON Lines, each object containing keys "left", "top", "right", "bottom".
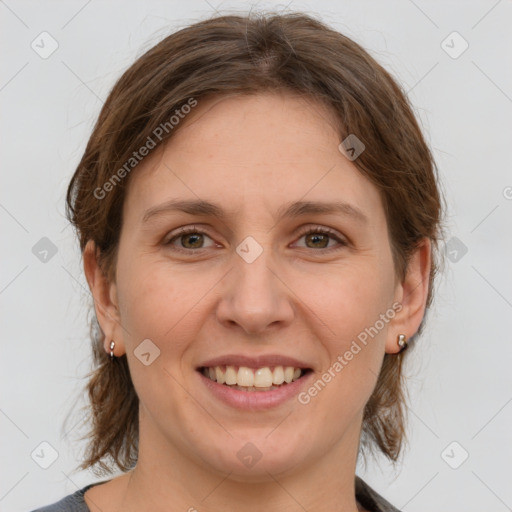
{"left": 237, "top": 366, "right": 254, "bottom": 387}
{"left": 202, "top": 365, "right": 306, "bottom": 388}
{"left": 215, "top": 366, "right": 226, "bottom": 384}
{"left": 225, "top": 365, "right": 237, "bottom": 385}
{"left": 254, "top": 367, "right": 273, "bottom": 387}
{"left": 273, "top": 366, "right": 285, "bottom": 385}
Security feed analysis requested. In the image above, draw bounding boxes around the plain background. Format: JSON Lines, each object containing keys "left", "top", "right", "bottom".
{"left": 1, "top": 1, "right": 511, "bottom": 511}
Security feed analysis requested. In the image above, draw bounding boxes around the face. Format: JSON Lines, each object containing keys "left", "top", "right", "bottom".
{"left": 94, "top": 92, "right": 419, "bottom": 480}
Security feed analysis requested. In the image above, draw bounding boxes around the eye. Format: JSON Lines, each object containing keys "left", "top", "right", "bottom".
{"left": 164, "top": 225, "right": 348, "bottom": 255}
{"left": 294, "top": 226, "right": 347, "bottom": 252}
{"left": 164, "top": 226, "right": 217, "bottom": 252}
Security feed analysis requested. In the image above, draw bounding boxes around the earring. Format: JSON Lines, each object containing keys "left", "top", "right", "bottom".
{"left": 397, "top": 334, "right": 408, "bottom": 351}
{"left": 110, "top": 340, "right": 115, "bottom": 361}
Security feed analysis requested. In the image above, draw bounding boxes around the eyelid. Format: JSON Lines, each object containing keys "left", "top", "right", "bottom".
{"left": 164, "top": 225, "right": 217, "bottom": 248}
{"left": 292, "top": 225, "right": 348, "bottom": 250}
{"left": 164, "top": 224, "right": 348, "bottom": 254}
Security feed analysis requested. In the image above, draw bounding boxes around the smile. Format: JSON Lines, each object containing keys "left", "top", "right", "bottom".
{"left": 200, "top": 365, "right": 310, "bottom": 391}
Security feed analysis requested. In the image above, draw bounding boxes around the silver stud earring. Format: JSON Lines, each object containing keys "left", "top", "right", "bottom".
{"left": 110, "top": 340, "right": 115, "bottom": 361}
{"left": 397, "top": 334, "right": 408, "bottom": 351}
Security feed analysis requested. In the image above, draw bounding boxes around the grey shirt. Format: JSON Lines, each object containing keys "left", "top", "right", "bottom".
{"left": 30, "top": 476, "right": 401, "bottom": 512}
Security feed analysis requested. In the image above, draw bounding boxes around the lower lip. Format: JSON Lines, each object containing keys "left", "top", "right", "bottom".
{"left": 198, "top": 370, "right": 313, "bottom": 411}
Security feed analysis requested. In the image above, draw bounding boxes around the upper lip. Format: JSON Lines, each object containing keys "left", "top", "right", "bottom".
{"left": 197, "top": 354, "right": 312, "bottom": 370}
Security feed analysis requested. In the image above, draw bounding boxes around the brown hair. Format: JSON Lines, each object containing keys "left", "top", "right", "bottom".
{"left": 66, "top": 11, "right": 445, "bottom": 475}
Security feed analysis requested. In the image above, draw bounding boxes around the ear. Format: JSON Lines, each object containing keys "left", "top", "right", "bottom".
{"left": 83, "top": 240, "right": 126, "bottom": 357}
{"left": 385, "top": 237, "right": 431, "bottom": 354}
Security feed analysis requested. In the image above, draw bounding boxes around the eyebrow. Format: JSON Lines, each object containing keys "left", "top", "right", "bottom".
{"left": 142, "top": 199, "right": 368, "bottom": 225}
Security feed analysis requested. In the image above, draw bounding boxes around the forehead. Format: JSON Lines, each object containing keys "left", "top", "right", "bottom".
{"left": 123, "top": 92, "right": 384, "bottom": 225}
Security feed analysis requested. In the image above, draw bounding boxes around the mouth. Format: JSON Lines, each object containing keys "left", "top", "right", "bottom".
{"left": 198, "top": 365, "right": 313, "bottom": 392}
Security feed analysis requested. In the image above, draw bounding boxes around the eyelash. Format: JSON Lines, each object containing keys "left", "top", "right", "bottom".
{"left": 164, "top": 225, "right": 347, "bottom": 255}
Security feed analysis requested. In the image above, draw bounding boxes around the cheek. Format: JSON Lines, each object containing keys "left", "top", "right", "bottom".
{"left": 303, "top": 257, "right": 394, "bottom": 335}
{"left": 303, "top": 259, "right": 394, "bottom": 390}
{"left": 115, "top": 254, "right": 176, "bottom": 340}
{"left": 115, "top": 255, "right": 220, "bottom": 354}
{"left": 301, "top": 273, "right": 391, "bottom": 430}
{"left": 114, "top": 258, "right": 204, "bottom": 413}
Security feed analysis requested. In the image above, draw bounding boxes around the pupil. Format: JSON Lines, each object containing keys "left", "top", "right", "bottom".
{"left": 307, "top": 233, "right": 328, "bottom": 248}
{"left": 183, "top": 234, "right": 203, "bottom": 248}
{"left": 181, "top": 233, "right": 328, "bottom": 249}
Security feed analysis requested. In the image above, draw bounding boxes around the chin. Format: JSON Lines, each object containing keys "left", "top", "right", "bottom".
{"left": 191, "top": 430, "right": 309, "bottom": 481}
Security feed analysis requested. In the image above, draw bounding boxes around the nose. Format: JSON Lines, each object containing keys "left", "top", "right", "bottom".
{"left": 215, "top": 247, "right": 295, "bottom": 335}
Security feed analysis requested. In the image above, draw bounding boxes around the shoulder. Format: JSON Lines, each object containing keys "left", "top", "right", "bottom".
{"left": 355, "top": 476, "right": 402, "bottom": 512}
{"left": 29, "top": 481, "right": 109, "bottom": 512}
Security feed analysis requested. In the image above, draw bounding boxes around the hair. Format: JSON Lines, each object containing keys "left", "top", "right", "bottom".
{"left": 65, "top": 11, "right": 446, "bottom": 475}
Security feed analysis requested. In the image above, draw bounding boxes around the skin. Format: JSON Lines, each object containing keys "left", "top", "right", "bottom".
{"left": 83, "top": 91, "right": 431, "bottom": 512}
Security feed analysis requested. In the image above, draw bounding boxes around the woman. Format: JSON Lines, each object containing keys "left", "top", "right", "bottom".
{"left": 33, "top": 11, "right": 444, "bottom": 512}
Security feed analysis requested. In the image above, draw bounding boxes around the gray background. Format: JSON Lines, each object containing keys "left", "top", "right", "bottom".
{"left": 1, "top": 1, "right": 511, "bottom": 511}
